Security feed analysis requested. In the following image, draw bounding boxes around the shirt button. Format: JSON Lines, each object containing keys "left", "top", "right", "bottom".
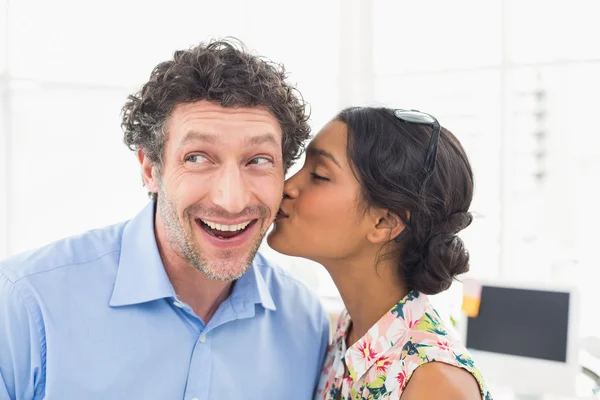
{"left": 192, "top": 398, "right": 200, "bottom": 400}
{"left": 173, "top": 301, "right": 184, "bottom": 308}
{"left": 199, "top": 334, "right": 207, "bottom": 343}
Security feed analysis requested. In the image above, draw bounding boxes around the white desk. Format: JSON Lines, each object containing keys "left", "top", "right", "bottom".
{"left": 488, "top": 378, "right": 598, "bottom": 400}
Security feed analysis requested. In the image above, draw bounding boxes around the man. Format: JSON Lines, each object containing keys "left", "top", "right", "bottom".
{"left": 0, "top": 39, "right": 329, "bottom": 400}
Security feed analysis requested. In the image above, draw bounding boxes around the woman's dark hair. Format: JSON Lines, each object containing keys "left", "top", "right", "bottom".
{"left": 121, "top": 38, "right": 310, "bottom": 198}
{"left": 337, "top": 107, "right": 474, "bottom": 295}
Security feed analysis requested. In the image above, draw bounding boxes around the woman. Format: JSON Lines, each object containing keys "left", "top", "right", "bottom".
{"left": 268, "top": 107, "right": 492, "bottom": 400}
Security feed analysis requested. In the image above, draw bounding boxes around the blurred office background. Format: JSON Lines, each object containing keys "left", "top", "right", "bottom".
{"left": 1, "top": 0, "right": 600, "bottom": 397}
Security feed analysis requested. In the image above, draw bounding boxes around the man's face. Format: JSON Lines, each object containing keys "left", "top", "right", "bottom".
{"left": 141, "top": 100, "right": 284, "bottom": 281}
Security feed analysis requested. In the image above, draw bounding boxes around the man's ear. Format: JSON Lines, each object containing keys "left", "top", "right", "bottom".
{"left": 138, "top": 149, "right": 159, "bottom": 195}
{"left": 366, "top": 209, "right": 406, "bottom": 244}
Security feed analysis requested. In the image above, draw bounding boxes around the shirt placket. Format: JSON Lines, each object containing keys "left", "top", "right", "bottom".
{"left": 171, "top": 297, "right": 212, "bottom": 400}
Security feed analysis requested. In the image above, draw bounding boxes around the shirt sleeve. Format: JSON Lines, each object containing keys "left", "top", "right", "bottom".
{"left": 0, "top": 271, "right": 44, "bottom": 400}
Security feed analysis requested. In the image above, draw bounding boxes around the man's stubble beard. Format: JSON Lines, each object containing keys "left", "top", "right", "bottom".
{"left": 155, "top": 178, "right": 271, "bottom": 281}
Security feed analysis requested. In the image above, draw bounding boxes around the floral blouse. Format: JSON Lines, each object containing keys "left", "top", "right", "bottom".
{"left": 315, "top": 291, "right": 492, "bottom": 400}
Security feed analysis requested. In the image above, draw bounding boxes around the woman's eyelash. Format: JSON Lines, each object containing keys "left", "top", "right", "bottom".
{"left": 310, "top": 172, "right": 329, "bottom": 181}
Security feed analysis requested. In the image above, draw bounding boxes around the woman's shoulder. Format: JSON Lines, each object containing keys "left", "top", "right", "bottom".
{"left": 400, "top": 361, "right": 485, "bottom": 400}
{"left": 385, "top": 296, "right": 492, "bottom": 398}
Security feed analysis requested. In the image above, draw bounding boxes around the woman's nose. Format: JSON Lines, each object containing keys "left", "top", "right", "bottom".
{"left": 283, "top": 174, "right": 300, "bottom": 199}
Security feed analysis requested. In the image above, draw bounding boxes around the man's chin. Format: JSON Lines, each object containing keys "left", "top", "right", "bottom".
{"left": 193, "top": 236, "right": 263, "bottom": 280}
{"left": 195, "top": 226, "right": 266, "bottom": 281}
{"left": 198, "top": 259, "right": 254, "bottom": 281}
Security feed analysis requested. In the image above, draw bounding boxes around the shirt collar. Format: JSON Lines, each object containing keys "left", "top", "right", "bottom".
{"left": 343, "top": 290, "right": 426, "bottom": 381}
{"left": 230, "top": 256, "right": 277, "bottom": 311}
{"left": 109, "top": 202, "right": 276, "bottom": 311}
{"left": 109, "top": 202, "right": 175, "bottom": 307}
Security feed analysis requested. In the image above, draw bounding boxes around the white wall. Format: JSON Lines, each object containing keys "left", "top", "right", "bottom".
{"left": 0, "top": 0, "right": 345, "bottom": 297}
{"left": 2, "top": 0, "right": 600, "bottom": 334}
{"left": 0, "top": 0, "right": 341, "bottom": 251}
{"left": 1, "top": 0, "right": 9, "bottom": 260}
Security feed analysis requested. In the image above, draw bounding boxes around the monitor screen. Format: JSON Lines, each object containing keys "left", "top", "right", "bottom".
{"left": 466, "top": 286, "right": 570, "bottom": 362}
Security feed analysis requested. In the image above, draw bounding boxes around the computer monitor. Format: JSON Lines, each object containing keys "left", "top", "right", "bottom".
{"left": 462, "top": 281, "right": 579, "bottom": 397}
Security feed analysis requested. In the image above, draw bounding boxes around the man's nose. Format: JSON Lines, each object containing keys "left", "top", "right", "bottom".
{"left": 210, "top": 164, "right": 251, "bottom": 215}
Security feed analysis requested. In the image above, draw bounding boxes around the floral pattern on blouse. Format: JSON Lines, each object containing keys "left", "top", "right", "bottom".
{"left": 315, "top": 291, "right": 492, "bottom": 400}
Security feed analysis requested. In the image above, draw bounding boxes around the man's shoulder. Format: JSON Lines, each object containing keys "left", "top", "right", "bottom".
{"left": 253, "top": 251, "right": 316, "bottom": 293}
{"left": 252, "top": 251, "right": 325, "bottom": 313}
{"left": 0, "top": 220, "right": 128, "bottom": 284}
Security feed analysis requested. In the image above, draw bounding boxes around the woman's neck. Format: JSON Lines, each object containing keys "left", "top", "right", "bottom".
{"left": 323, "top": 253, "right": 409, "bottom": 347}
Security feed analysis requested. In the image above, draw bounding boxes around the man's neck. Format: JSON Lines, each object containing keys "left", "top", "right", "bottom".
{"left": 323, "top": 252, "right": 408, "bottom": 347}
{"left": 154, "top": 215, "right": 233, "bottom": 324}
{"left": 164, "top": 260, "right": 233, "bottom": 324}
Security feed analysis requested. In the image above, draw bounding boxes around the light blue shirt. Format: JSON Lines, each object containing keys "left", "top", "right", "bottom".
{"left": 0, "top": 202, "right": 329, "bottom": 400}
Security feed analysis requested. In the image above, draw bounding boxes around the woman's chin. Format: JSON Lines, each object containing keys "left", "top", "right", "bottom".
{"left": 267, "top": 230, "right": 298, "bottom": 257}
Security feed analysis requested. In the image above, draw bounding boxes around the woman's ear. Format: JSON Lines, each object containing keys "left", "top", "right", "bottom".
{"left": 366, "top": 209, "right": 406, "bottom": 244}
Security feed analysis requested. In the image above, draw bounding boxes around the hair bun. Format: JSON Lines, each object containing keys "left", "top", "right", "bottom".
{"left": 402, "top": 212, "right": 472, "bottom": 295}
{"left": 403, "top": 233, "right": 470, "bottom": 295}
{"left": 438, "top": 211, "right": 473, "bottom": 235}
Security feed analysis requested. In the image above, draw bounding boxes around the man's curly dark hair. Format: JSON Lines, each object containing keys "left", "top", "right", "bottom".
{"left": 121, "top": 38, "right": 311, "bottom": 190}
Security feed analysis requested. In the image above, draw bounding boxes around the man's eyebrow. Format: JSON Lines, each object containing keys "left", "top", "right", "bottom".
{"left": 244, "top": 133, "right": 279, "bottom": 147}
{"left": 179, "top": 131, "right": 279, "bottom": 148}
{"left": 179, "top": 131, "right": 220, "bottom": 146}
{"left": 306, "top": 146, "right": 342, "bottom": 169}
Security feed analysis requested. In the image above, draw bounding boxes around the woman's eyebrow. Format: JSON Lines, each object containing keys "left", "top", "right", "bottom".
{"left": 306, "top": 146, "right": 342, "bottom": 169}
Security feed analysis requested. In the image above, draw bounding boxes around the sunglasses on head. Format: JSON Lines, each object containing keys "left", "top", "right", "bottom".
{"left": 392, "top": 109, "right": 441, "bottom": 243}
{"left": 393, "top": 109, "right": 441, "bottom": 174}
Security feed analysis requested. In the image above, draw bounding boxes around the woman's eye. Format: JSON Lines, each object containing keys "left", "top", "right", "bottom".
{"left": 185, "top": 154, "right": 209, "bottom": 164}
{"left": 310, "top": 172, "right": 330, "bottom": 182}
{"left": 248, "top": 157, "right": 272, "bottom": 166}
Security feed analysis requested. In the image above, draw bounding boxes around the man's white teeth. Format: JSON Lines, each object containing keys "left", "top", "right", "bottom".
{"left": 201, "top": 220, "right": 251, "bottom": 232}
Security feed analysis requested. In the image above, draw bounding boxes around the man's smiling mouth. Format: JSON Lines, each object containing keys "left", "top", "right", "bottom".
{"left": 196, "top": 218, "right": 257, "bottom": 239}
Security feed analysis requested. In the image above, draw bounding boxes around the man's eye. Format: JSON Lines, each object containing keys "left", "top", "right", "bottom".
{"left": 248, "top": 157, "right": 272, "bottom": 166}
{"left": 185, "top": 154, "right": 209, "bottom": 163}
